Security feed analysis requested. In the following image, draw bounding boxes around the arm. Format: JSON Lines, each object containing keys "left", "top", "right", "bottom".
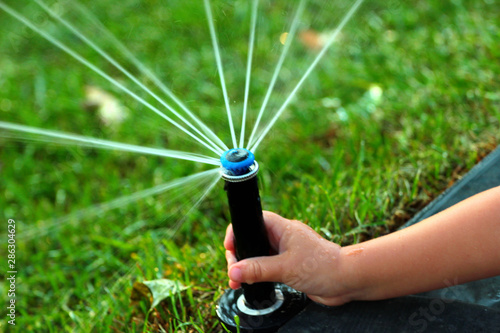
{"left": 342, "top": 185, "right": 500, "bottom": 302}
{"left": 225, "top": 186, "right": 500, "bottom": 306}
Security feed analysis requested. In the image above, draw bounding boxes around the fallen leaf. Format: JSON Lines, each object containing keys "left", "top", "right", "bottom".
{"left": 84, "top": 85, "right": 127, "bottom": 127}
{"left": 131, "top": 279, "right": 189, "bottom": 310}
{"left": 299, "top": 29, "right": 340, "bottom": 51}
{"left": 280, "top": 32, "right": 289, "bottom": 45}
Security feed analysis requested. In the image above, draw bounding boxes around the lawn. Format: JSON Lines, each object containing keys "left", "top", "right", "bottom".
{"left": 0, "top": 0, "right": 499, "bottom": 331}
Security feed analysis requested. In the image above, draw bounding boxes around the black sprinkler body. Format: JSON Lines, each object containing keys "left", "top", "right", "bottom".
{"left": 217, "top": 148, "right": 308, "bottom": 333}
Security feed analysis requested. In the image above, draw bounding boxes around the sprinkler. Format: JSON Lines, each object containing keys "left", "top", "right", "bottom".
{"left": 217, "top": 148, "right": 309, "bottom": 333}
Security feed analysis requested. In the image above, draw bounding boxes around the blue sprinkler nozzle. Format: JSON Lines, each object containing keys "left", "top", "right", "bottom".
{"left": 220, "top": 148, "right": 255, "bottom": 176}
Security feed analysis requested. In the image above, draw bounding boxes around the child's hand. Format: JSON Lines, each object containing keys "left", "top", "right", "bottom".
{"left": 224, "top": 211, "right": 352, "bottom": 306}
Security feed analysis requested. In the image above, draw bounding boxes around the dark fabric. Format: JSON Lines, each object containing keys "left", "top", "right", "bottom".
{"left": 279, "top": 296, "right": 500, "bottom": 332}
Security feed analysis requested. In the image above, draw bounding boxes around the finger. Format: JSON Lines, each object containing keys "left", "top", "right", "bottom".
{"left": 228, "top": 255, "right": 285, "bottom": 285}
{"left": 225, "top": 250, "right": 237, "bottom": 269}
{"left": 224, "top": 224, "right": 235, "bottom": 251}
{"left": 226, "top": 247, "right": 240, "bottom": 290}
{"left": 229, "top": 279, "right": 241, "bottom": 290}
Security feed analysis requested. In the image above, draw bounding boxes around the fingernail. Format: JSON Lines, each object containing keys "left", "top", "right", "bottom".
{"left": 229, "top": 267, "right": 242, "bottom": 282}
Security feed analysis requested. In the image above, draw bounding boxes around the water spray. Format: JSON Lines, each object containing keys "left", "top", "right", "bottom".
{"left": 217, "top": 148, "right": 308, "bottom": 332}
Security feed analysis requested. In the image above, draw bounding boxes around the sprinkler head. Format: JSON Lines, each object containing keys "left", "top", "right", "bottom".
{"left": 220, "top": 148, "right": 257, "bottom": 179}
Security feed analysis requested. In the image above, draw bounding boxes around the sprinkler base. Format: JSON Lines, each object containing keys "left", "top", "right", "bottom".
{"left": 217, "top": 283, "right": 309, "bottom": 333}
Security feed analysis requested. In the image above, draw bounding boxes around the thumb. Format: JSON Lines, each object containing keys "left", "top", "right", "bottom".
{"left": 228, "top": 255, "right": 283, "bottom": 285}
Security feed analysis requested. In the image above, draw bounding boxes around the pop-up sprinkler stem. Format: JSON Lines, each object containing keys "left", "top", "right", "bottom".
{"left": 221, "top": 148, "right": 276, "bottom": 308}
{"left": 217, "top": 148, "right": 308, "bottom": 333}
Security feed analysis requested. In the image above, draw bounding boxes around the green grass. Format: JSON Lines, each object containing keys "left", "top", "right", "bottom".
{"left": 0, "top": 0, "right": 499, "bottom": 331}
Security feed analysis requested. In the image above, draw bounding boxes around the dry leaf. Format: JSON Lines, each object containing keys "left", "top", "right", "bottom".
{"left": 131, "top": 279, "right": 189, "bottom": 310}
{"left": 84, "top": 85, "right": 127, "bottom": 126}
{"left": 299, "top": 29, "right": 340, "bottom": 51}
